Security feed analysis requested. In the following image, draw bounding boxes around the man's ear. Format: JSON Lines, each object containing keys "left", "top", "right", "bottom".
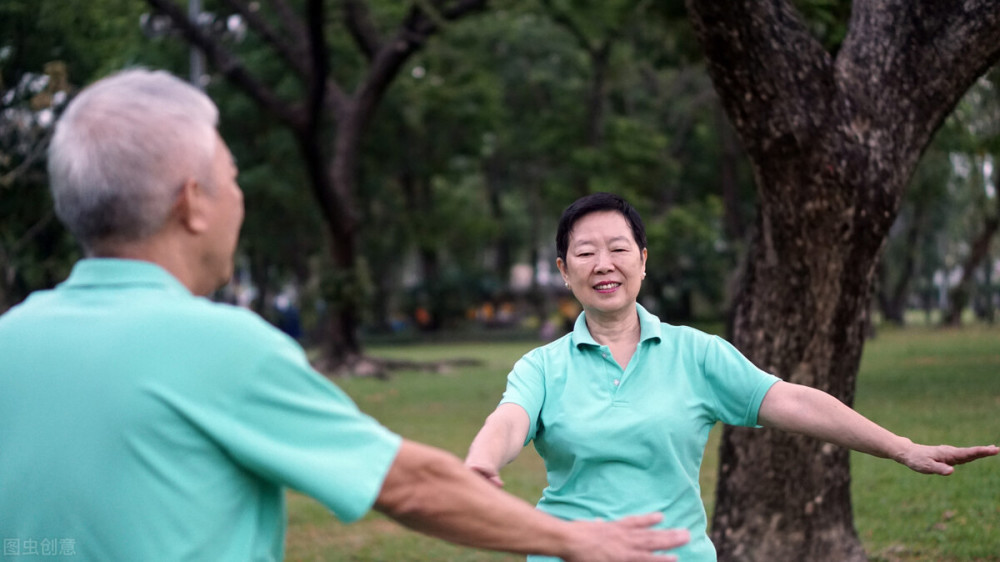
{"left": 174, "top": 178, "right": 210, "bottom": 234}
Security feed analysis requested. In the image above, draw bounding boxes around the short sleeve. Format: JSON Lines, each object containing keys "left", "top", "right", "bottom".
{"left": 499, "top": 353, "right": 545, "bottom": 445}
{"left": 214, "top": 337, "right": 402, "bottom": 523}
{"left": 702, "top": 335, "right": 780, "bottom": 427}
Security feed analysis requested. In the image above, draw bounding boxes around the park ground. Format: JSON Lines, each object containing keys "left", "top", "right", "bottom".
{"left": 285, "top": 323, "right": 1000, "bottom": 561}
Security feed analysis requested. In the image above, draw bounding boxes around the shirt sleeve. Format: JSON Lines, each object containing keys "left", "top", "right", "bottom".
{"left": 499, "top": 353, "right": 545, "bottom": 445}
{"left": 702, "top": 335, "right": 780, "bottom": 427}
{"left": 215, "top": 336, "right": 402, "bottom": 523}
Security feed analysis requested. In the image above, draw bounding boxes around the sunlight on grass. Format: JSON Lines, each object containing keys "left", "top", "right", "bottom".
{"left": 286, "top": 326, "right": 1000, "bottom": 561}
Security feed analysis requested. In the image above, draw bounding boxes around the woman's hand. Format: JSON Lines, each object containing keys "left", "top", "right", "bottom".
{"left": 895, "top": 442, "right": 999, "bottom": 475}
{"left": 759, "top": 382, "right": 999, "bottom": 474}
{"left": 466, "top": 461, "right": 505, "bottom": 487}
{"left": 464, "top": 403, "right": 531, "bottom": 488}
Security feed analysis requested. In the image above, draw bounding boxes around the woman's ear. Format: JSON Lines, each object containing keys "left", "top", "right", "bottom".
{"left": 556, "top": 257, "right": 570, "bottom": 285}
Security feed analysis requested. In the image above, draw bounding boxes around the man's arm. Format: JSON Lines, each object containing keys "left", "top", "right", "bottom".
{"left": 758, "top": 381, "right": 998, "bottom": 474}
{"left": 375, "top": 440, "right": 690, "bottom": 562}
{"left": 463, "top": 403, "right": 531, "bottom": 486}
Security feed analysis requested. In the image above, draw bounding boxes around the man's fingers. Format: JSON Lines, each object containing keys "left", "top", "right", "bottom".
{"left": 612, "top": 513, "right": 690, "bottom": 555}
{"left": 616, "top": 512, "right": 664, "bottom": 528}
{"left": 645, "top": 528, "right": 690, "bottom": 551}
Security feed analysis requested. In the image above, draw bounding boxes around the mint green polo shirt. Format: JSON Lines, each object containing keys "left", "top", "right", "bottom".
{"left": 501, "top": 304, "right": 779, "bottom": 562}
{"left": 0, "top": 259, "right": 402, "bottom": 561}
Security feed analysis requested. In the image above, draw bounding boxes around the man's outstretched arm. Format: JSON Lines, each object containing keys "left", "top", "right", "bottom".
{"left": 375, "top": 440, "right": 689, "bottom": 562}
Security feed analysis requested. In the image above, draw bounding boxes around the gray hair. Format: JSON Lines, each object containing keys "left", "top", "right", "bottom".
{"left": 48, "top": 69, "right": 219, "bottom": 252}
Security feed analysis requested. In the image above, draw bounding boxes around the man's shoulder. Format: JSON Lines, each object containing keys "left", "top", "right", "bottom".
{"left": 163, "top": 297, "right": 287, "bottom": 344}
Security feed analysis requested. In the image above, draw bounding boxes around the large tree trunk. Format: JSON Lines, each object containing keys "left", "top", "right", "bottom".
{"left": 686, "top": 1, "right": 1000, "bottom": 559}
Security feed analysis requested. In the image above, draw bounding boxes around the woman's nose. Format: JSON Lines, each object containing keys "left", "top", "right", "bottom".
{"left": 594, "top": 251, "right": 615, "bottom": 272}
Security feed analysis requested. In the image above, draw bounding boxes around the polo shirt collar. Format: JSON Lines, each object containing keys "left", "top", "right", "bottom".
{"left": 572, "top": 302, "right": 662, "bottom": 348}
{"left": 60, "top": 258, "right": 192, "bottom": 296}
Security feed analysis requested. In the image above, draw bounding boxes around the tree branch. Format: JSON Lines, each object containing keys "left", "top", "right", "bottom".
{"left": 353, "top": 0, "right": 489, "bottom": 124}
{"left": 144, "top": 0, "right": 307, "bottom": 131}
{"left": 218, "top": 0, "right": 310, "bottom": 79}
{"left": 685, "top": 0, "right": 835, "bottom": 153}
{"left": 305, "top": 0, "right": 328, "bottom": 129}
{"left": 344, "top": 0, "right": 382, "bottom": 61}
{"left": 269, "top": 0, "right": 309, "bottom": 46}
{"left": 836, "top": 0, "right": 1000, "bottom": 154}
{"left": 0, "top": 130, "right": 50, "bottom": 188}
{"left": 538, "top": 0, "right": 596, "bottom": 53}
{"left": 408, "top": 0, "right": 491, "bottom": 35}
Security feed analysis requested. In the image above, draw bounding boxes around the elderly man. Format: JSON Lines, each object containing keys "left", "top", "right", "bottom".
{"left": 0, "top": 69, "right": 688, "bottom": 561}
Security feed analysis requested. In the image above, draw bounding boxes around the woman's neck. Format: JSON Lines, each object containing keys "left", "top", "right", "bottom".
{"left": 585, "top": 307, "right": 641, "bottom": 346}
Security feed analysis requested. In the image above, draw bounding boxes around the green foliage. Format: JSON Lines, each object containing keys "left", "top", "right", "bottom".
{"left": 0, "top": 0, "right": 151, "bottom": 309}
{"left": 645, "top": 196, "right": 732, "bottom": 319}
{"left": 792, "top": 0, "right": 851, "bottom": 53}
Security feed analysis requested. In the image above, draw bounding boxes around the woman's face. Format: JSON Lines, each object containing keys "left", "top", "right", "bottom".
{"left": 557, "top": 210, "right": 647, "bottom": 320}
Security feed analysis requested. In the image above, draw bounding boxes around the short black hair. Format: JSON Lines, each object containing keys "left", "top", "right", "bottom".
{"left": 555, "top": 192, "right": 647, "bottom": 263}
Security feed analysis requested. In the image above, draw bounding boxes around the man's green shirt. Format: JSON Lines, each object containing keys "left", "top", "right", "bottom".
{"left": 0, "top": 259, "right": 402, "bottom": 561}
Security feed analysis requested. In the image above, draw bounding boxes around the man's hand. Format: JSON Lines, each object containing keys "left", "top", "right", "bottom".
{"left": 379, "top": 441, "right": 687, "bottom": 560}
{"left": 563, "top": 513, "right": 690, "bottom": 562}
{"left": 896, "top": 442, "right": 999, "bottom": 475}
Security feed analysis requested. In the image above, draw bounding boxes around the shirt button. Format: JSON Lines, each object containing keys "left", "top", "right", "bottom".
{"left": 613, "top": 379, "right": 620, "bottom": 386}
{"left": 602, "top": 353, "right": 608, "bottom": 358}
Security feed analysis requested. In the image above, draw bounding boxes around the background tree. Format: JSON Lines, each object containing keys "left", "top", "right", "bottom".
{"left": 143, "top": 0, "right": 491, "bottom": 374}
{"left": 0, "top": 0, "right": 151, "bottom": 312}
{"left": 875, "top": 148, "right": 951, "bottom": 325}
{"left": 685, "top": 0, "right": 1000, "bottom": 559}
{"left": 941, "top": 69, "right": 1000, "bottom": 325}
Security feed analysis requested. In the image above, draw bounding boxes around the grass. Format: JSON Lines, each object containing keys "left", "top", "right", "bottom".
{"left": 285, "top": 326, "right": 1000, "bottom": 561}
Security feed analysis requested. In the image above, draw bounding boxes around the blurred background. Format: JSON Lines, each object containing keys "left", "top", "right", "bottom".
{"left": 2, "top": 0, "right": 997, "bottom": 356}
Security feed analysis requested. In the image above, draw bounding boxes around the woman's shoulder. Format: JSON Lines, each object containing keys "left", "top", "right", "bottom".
{"left": 518, "top": 330, "right": 577, "bottom": 363}
{"left": 658, "top": 321, "right": 719, "bottom": 345}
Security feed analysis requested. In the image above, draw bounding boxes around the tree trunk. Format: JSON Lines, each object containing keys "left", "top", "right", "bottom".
{"left": 878, "top": 202, "right": 927, "bottom": 325}
{"left": 944, "top": 160, "right": 1000, "bottom": 325}
{"left": 685, "top": 0, "right": 1000, "bottom": 559}
{"left": 980, "top": 257, "right": 995, "bottom": 324}
{"left": 943, "top": 213, "right": 999, "bottom": 325}
{"left": 716, "top": 103, "right": 746, "bottom": 243}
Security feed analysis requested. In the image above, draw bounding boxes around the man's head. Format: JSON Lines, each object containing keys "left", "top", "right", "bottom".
{"left": 48, "top": 69, "right": 244, "bottom": 294}
{"left": 49, "top": 69, "right": 220, "bottom": 252}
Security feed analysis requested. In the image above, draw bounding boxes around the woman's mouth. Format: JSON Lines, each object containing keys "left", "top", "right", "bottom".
{"left": 593, "top": 282, "right": 621, "bottom": 293}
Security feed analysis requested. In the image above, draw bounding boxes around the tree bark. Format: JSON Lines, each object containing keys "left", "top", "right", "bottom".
{"left": 685, "top": 0, "right": 1000, "bottom": 559}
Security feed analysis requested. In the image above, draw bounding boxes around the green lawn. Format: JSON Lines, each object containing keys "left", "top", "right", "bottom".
{"left": 285, "top": 326, "right": 1000, "bottom": 561}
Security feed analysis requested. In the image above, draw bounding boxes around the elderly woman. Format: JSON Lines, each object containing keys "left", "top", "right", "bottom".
{"left": 464, "top": 192, "right": 998, "bottom": 562}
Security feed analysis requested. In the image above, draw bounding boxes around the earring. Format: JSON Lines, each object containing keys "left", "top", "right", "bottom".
{"left": 564, "top": 282, "right": 569, "bottom": 288}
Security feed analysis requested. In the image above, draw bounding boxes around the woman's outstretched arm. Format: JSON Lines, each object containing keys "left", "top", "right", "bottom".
{"left": 464, "top": 403, "right": 531, "bottom": 486}
{"left": 757, "top": 381, "right": 998, "bottom": 474}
